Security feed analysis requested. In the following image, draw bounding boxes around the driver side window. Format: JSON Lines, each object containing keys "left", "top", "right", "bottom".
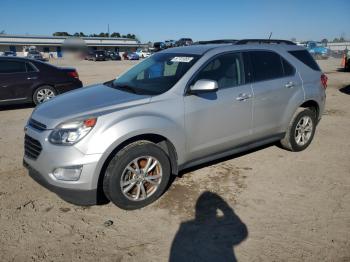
{"left": 193, "top": 53, "right": 244, "bottom": 89}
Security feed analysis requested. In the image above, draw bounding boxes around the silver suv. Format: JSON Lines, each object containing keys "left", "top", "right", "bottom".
{"left": 23, "top": 39, "right": 327, "bottom": 210}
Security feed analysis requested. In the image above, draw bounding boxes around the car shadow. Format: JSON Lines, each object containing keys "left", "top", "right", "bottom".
{"left": 0, "top": 103, "right": 34, "bottom": 111}
{"left": 339, "top": 85, "right": 350, "bottom": 95}
{"left": 169, "top": 191, "right": 248, "bottom": 262}
{"left": 336, "top": 67, "right": 349, "bottom": 72}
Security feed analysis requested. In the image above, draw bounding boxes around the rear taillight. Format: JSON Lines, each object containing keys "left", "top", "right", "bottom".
{"left": 67, "top": 71, "right": 79, "bottom": 79}
{"left": 321, "top": 73, "right": 328, "bottom": 89}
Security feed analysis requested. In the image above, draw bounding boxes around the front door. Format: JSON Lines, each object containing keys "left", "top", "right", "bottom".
{"left": 184, "top": 52, "right": 253, "bottom": 161}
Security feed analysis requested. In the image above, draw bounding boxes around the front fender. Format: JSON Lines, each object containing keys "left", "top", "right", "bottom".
{"left": 84, "top": 113, "right": 186, "bottom": 171}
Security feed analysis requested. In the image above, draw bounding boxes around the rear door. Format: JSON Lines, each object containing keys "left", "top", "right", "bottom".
{"left": 0, "top": 60, "right": 31, "bottom": 102}
{"left": 184, "top": 52, "right": 253, "bottom": 161}
{"left": 248, "top": 50, "right": 302, "bottom": 138}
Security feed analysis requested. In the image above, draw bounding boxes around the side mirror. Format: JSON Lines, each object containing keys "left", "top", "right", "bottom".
{"left": 190, "top": 79, "right": 218, "bottom": 94}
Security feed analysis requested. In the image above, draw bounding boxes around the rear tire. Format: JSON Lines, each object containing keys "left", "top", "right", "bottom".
{"left": 33, "top": 86, "right": 57, "bottom": 105}
{"left": 103, "top": 141, "right": 171, "bottom": 210}
{"left": 280, "top": 108, "right": 316, "bottom": 152}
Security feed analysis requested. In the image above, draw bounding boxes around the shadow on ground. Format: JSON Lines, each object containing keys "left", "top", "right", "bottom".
{"left": 336, "top": 66, "right": 350, "bottom": 72}
{"left": 169, "top": 191, "right": 248, "bottom": 262}
{"left": 0, "top": 103, "right": 34, "bottom": 111}
{"left": 339, "top": 85, "right": 350, "bottom": 95}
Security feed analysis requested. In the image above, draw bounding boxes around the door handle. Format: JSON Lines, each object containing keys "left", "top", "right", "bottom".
{"left": 27, "top": 77, "right": 38, "bottom": 80}
{"left": 236, "top": 93, "right": 252, "bottom": 101}
{"left": 285, "top": 81, "right": 294, "bottom": 88}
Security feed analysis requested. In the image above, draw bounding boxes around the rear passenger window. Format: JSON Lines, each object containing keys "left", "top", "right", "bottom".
{"left": 288, "top": 50, "right": 320, "bottom": 71}
{"left": 194, "top": 53, "right": 245, "bottom": 89}
{"left": 250, "top": 51, "right": 284, "bottom": 82}
{"left": 0, "top": 61, "right": 26, "bottom": 73}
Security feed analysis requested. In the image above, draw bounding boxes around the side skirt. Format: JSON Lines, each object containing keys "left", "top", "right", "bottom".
{"left": 179, "top": 133, "right": 285, "bottom": 171}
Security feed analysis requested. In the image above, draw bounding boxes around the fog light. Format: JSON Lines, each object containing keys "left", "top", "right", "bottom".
{"left": 53, "top": 166, "right": 82, "bottom": 181}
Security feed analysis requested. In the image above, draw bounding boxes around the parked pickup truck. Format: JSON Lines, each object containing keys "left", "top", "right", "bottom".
{"left": 305, "top": 41, "right": 330, "bottom": 60}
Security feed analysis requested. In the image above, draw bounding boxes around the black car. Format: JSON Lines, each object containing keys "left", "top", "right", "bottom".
{"left": 106, "top": 51, "right": 121, "bottom": 60}
{"left": 176, "top": 38, "right": 193, "bottom": 47}
{"left": 153, "top": 42, "right": 166, "bottom": 52}
{"left": 109, "top": 52, "right": 121, "bottom": 60}
{"left": 3, "top": 51, "right": 16, "bottom": 57}
{"left": 85, "top": 50, "right": 107, "bottom": 61}
{"left": 0, "top": 57, "right": 83, "bottom": 106}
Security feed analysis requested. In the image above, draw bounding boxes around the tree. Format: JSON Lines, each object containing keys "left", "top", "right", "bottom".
{"left": 0, "top": 30, "right": 5, "bottom": 35}
{"left": 98, "top": 32, "right": 109, "bottom": 37}
{"left": 321, "top": 38, "right": 328, "bottom": 44}
{"left": 53, "top": 32, "right": 71, "bottom": 36}
{"left": 79, "top": 32, "right": 86, "bottom": 37}
{"left": 110, "top": 32, "right": 121, "bottom": 38}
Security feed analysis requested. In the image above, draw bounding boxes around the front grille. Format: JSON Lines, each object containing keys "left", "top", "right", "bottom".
{"left": 28, "top": 118, "right": 47, "bottom": 131}
{"left": 24, "top": 135, "right": 42, "bottom": 160}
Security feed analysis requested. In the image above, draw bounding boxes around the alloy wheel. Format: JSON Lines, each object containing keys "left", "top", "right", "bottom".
{"left": 36, "top": 88, "right": 55, "bottom": 103}
{"left": 295, "top": 116, "right": 313, "bottom": 146}
{"left": 120, "top": 156, "right": 162, "bottom": 201}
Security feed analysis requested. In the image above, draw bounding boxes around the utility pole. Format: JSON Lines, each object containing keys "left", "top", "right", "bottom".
{"left": 108, "top": 24, "right": 110, "bottom": 37}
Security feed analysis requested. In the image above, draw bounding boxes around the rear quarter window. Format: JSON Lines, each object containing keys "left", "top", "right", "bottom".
{"left": 288, "top": 50, "right": 320, "bottom": 71}
{"left": 281, "top": 58, "right": 296, "bottom": 76}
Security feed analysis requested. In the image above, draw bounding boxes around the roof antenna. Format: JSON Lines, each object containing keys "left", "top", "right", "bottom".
{"left": 268, "top": 32, "right": 272, "bottom": 39}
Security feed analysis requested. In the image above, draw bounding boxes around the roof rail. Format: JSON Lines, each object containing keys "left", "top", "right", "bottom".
{"left": 235, "top": 39, "right": 296, "bottom": 45}
{"left": 194, "top": 39, "right": 238, "bottom": 45}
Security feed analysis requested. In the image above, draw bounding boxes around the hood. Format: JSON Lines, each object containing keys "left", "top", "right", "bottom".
{"left": 31, "top": 83, "right": 151, "bottom": 128}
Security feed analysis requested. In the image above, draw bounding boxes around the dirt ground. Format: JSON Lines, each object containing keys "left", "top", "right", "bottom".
{"left": 0, "top": 57, "right": 349, "bottom": 262}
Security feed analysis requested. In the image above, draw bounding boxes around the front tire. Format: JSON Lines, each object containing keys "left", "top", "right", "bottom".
{"left": 280, "top": 108, "right": 317, "bottom": 152}
{"left": 103, "top": 141, "right": 171, "bottom": 210}
{"left": 33, "top": 86, "right": 57, "bottom": 105}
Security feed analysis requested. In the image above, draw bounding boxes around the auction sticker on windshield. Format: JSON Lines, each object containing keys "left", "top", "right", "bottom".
{"left": 171, "top": 57, "right": 194, "bottom": 63}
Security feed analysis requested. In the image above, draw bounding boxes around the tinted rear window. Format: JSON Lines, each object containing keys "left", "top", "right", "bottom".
{"left": 0, "top": 60, "right": 26, "bottom": 73}
{"left": 250, "top": 51, "right": 284, "bottom": 82}
{"left": 289, "top": 50, "right": 320, "bottom": 71}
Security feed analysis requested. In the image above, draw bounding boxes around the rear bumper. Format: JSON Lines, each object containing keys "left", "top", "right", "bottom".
{"left": 23, "top": 160, "right": 104, "bottom": 205}
{"left": 56, "top": 80, "right": 83, "bottom": 94}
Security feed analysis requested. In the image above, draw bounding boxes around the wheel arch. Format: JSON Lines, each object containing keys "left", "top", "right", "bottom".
{"left": 299, "top": 99, "right": 320, "bottom": 119}
{"left": 95, "top": 133, "right": 179, "bottom": 201}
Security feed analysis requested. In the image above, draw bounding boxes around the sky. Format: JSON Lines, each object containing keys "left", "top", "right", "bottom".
{"left": 0, "top": 0, "right": 349, "bottom": 42}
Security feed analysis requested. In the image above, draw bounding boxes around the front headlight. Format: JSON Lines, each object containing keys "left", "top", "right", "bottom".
{"left": 49, "top": 117, "right": 97, "bottom": 145}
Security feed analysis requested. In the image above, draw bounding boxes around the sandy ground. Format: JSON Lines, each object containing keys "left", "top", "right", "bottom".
{"left": 0, "top": 57, "right": 349, "bottom": 262}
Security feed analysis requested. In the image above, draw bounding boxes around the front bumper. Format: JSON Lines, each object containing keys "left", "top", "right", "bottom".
{"left": 23, "top": 160, "right": 101, "bottom": 205}
{"left": 23, "top": 126, "right": 106, "bottom": 205}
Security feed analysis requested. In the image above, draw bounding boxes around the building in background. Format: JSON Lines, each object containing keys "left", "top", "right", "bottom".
{"left": 0, "top": 34, "right": 144, "bottom": 58}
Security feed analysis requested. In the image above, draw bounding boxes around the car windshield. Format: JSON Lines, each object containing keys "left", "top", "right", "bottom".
{"left": 109, "top": 52, "right": 200, "bottom": 95}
